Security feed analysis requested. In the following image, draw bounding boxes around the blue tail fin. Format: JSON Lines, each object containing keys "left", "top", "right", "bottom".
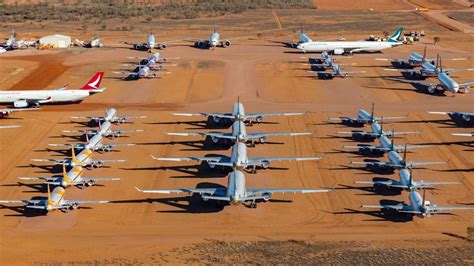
{"left": 387, "top": 27, "right": 403, "bottom": 42}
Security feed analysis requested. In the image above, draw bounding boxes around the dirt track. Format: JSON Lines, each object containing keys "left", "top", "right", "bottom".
{"left": 0, "top": 5, "right": 473, "bottom": 264}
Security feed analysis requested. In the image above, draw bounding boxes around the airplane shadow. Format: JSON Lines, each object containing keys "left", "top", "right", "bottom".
{"left": 337, "top": 178, "right": 403, "bottom": 196}
{"left": 332, "top": 200, "right": 413, "bottom": 223}
{"left": 0, "top": 196, "right": 48, "bottom": 217}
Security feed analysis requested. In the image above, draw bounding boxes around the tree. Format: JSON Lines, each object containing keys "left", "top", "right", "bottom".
{"left": 433, "top": 36, "right": 440, "bottom": 45}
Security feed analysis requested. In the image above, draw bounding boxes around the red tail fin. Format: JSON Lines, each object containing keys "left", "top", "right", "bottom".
{"left": 80, "top": 72, "right": 104, "bottom": 90}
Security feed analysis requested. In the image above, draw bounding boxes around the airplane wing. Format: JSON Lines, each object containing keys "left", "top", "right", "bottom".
{"left": 450, "top": 133, "right": 473, "bottom": 137}
{"left": 343, "top": 145, "right": 382, "bottom": 150}
{"left": 383, "top": 68, "right": 419, "bottom": 73}
{"left": 386, "top": 77, "right": 435, "bottom": 87}
{"left": 339, "top": 70, "right": 366, "bottom": 75}
{"left": 0, "top": 107, "right": 39, "bottom": 114}
{"left": 0, "top": 125, "right": 21, "bottom": 129}
{"left": 305, "top": 63, "right": 328, "bottom": 68}
{"left": 94, "top": 159, "right": 127, "bottom": 164}
{"left": 0, "top": 199, "right": 44, "bottom": 205}
{"left": 135, "top": 186, "right": 225, "bottom": 195}
{"left": 458, "top": 81, "right": 474, "bottom": 86}
{"left": 80, "top": 177, "right": 121, "bottom": 183}
{"left": 245, "top": 112, "right": 304, "bottom": 119}
{"left": 245, "top": 157, "right": 321, "bottom": 166}
{"left": 18, "top": 176, "right": 57, "bottom": 182}
{"left": 172, "top": 112, "right": 234, "bottom": 119}
{"left": 426, "top": 57, "right": 466, "bottom": 62}
{"left": 409, "top": 161, "right": 447, "bottom": 167}
{"left": 351, "top": 161, "right": 395, "bottom": 167}
{"left": 70, "top": 115, "right": 103, "bottom": 120}
{"left": 245, "top": 132, "right": 311, "bottom": 140}
{"left": 112, "top": 129, "right": 144, "bottom": 134}
{"left": 442, "top": 68, "right": 474, "bottom": 74}
{"left": 62, "top": 200, "right": 110, "bottom": 205}
{"left": 328, "top": 117, "right": 357, "bottom": 122}
{"left": 48, "top": 143, "right": 86, "bottom": 149}
{"left": 62, "top": 129, "right": 98, "bottom": 134}
{"left": 361, "top": 204, "right": 405, "bottom": 210}
{"left": 354, "top": 180, "right": 394, "bottom": 186}
{"left": 247, "top": 188, "right": 330, "bottom": 195}
{"left": 118, "top": 115, "right": 147, "bottom": 120}
{"left": 31, "top": 158, "right": 67, "bottom": 164}
{"left": 167, "top": 132, "right": 234, "bottom": 139}
{"left": 429, "top": 205, "right": 474, "bottom": 212}
{"left": 375, "top": 58, "right": 407, "bottom": 63}
{"left": 150, "top": 155, "right": 225, "bottom": 163}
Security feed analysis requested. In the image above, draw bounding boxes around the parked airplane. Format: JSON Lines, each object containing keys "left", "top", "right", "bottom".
{"left": 376, "top": 46, "right": 466, "bottom": 67}
{"left": 185, "top": 26, "right": 238, "bottom": 49}
{"left": 344, "top": 131, "right": 431, "bottom": 154}
{"left": 126, "top": 34, "right": 175, "bottom": 51}
{"left": 19, "top": 163, "right": 120, "bottom": 189}
{"left": 361, "top": 189, "right": 474, "bottom": 218}
{"left": 451, "top": 132, "right": 473, "bottom": 137}
{"left": 0, "top": 185, "right": 109, "bottom": 213}
{"left": 337, "top": 121, "right": 418, "bottom": 141}
{"left": 329, "top": 103, "right": 405, "bottom": 126}
{"left": 0, "top": 29, "right": 30, "bottom": 50}
{"left": 428, "top": 111, "right": 473, "bottom": 125}
{"left": 355, "top": 168, "right": 461, "bottom": 191}
{"left": 0, "top": 72, "right": 105, "bottom": 108}
{"left": 0, "top": 125, "right": 21, "bottom": 129}
{"left": 173, "top": 100, "right": 304, "bottom": 126}
{"left": 350, "top": 146, "right": 446, "bottom": 171}
{"left": 0, "top": 107, "right": 39, "bottom": 118}
{"left": 304, "top": 51, "right": 353, "bottom": 69}
{"left": 71, "top": 108, "right": 147, "bottom": 124}
{"left": 32, "top": 147, "right": 125, "bottom": 169}
{"left": 136, "top": 170, "right": 330, "bottom": 208}
{"left": 153, "top": 141, "right": 320, "bottom": 173}
{"left": 387, "top": 56, "right": 474, "bottom": 94}
{"left": 297, "top": 27, "right": 403, "bottom": 54}
{"left": 49, "top": 132, "right": 135, "bottom": 153}
{"left": 309, "top": 63, "right": 365, "bottom": 78}
{"left": 63, "top": 121, "right": 143, "bottom": 139}
{"left": 114, "top": 65, "right": 170, "bottom": 80}
{"left": 167, "top": 120, "right": 311, "bottom": 146}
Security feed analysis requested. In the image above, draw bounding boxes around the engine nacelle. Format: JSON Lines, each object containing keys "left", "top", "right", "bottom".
{"left": 428, "top": 86, "right": 436, "bottom": 94}
{"left": 71, "top": 203, "right": 79, "bottom": 209}
{"left": 256, "top": 116, "right": 263, "bottom": 123}
{"left": 92, "top": 162, "right": 103, "bottom": 168}
{"left": 160, "top": 44, "right": 167, "bottom": 49}
{"left": 462, "top": 114, "right": 471, "bottom": 122}
{"left": 212, "top": 116, "right": 221, "bottom": 123}
{"left": 462, "top": 85, "right": 470, "bottom": 93}
{"left": 333, "top": 48, "right": 344, "bottom": 55}
{"left": 208, "top": 163, "right": 216, "bottom": 169}
{"left": 222, "top": 40, "right": 231, "bottom": 47}
{"left": 261, "top": 161, "right": 270, "bottom": 169}
{"left": 262, "top": 192, "right": 271, "bottom": 202}
{"left": 259, "top": 136, "right": 267, "bottom": 143}
{"left": 13, "top": 100, "right": 29, "bottom": 108}
{"left": 211, "top": 136, "right": 219, "bottom": 144}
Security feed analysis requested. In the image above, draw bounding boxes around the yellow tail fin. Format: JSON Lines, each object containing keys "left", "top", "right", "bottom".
{"left": 71, "top": 146, "right": 77, "bottom": 163}
{"left": 47, "top": 184, "right": 53, "bottom": 206}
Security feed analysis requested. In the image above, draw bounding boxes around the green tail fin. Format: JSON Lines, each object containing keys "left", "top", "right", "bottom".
{"left": 387, "top": 27, "right": 403, "bottom": 42}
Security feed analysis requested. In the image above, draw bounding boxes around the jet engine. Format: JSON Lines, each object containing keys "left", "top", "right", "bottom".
{"left": 333, "top": 48, "right": 344, "bottom": 55}
{"left": 261, "top": 160, "right": 270, "bottom": 169}
{"left": 222, "top": 40, "right": 231, "bottom": 47}
{"left": 211, "top": 136, "right": 219, "bottom": 144}
{"left": 256, "top": 116, "right": 263, "bottom": 123}
{"left": 262, "top": 192, "right": 271, "bottom": 202}
{"left": 259, "top": 136, "right": 267, "bottom": 143}
{"left": 159, "top": 44, "right": 167, "bottom": 49}
{"left": 195, "top": 41, "right": 206, "bottom": 48}
{"left": 427, "top": 86, "right": 436, "bottom": 94}
{"left": 13, "top": 100, "right": 29, "bottom": 108}
{"left": 212, "top": 116, "right": 221, "bottom": 123}
{"left": 462, "top": 114, "right": 471, "bottom": 122}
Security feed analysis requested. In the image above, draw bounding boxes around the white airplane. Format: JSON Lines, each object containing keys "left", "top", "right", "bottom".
{"left": 114, "top": 65, "right": 170, "bottom": 80}
{"left": 337, "top": 121, "right": 418, "bottom": 141}
{"left": 451, "top": 132, "right": 473, "bottom": 137}
{"left": 297, "top": 27, "right": 403, "bottom": 54}
{"left": 126, "top": 34, "right": 176, "bottom": 51}
{"left": 136, "top": 170, "right": 330, "bottom": 208}
{"left": 153, "top": 141, "right": 320, "bottom": 174}
{"left": 0, "top": 107, "right": 39, "bottom": 118}
{"left": 344, "top": 132, "right": 431, "bottom": 154}
{"left": 0, "top": 72, "right": 105, "bottom": 108}
{"left": 185, "top": 26, "right": 236, "bottom": 49}
{"left": 63, "top": 121, "right": 143, "bottom": 139}
{"left": 0, "top": 185, "right": 109, "bottom": 213}
{"left": 355, "top": 168, "right": 461, "bottom": 191}
{"left": 309, "top": 63, "right": 365, "bottom": 78}
{"left": 428, "top": 111, "right": 473, "bottom": 124}
{"left": 351, "top": 146, "right": 446, "bottom": 171}
{"left": 49, "top": 132, "right": 135, "bottom": 153}
{"left": 71, "top": 108, "right": 147, "bottom": 124}
{"left": 387, "top": 56, "right": 474, "bottom": 94}
{"left": 384, "top": 57, "right": 474, "bottom": 78}
{"left": 167, "top": 120, "right": 311, "bottom": 147}
{"left": 32, "top": 147, "right": 125, "bottom": 169}
{"left": 304, "top": 51, "right": 353, "bottom": 69}
{"left": 19, "top": 163, "right": 120, "bottom": 189}
{"left": 127, "top": 52, "right": 176, "bottom": 65}
{"left": 361, "top": 189, "right": 474, "bottom": 218}
{"left": 173, "top": 100, "right": 304, "bottom": 126}
{"left": 0, "top": 29, "right": 30, "bottom": 50}
{"left": 329, "top": 103, "right": 405, "bottom": 126}
{"left": 376, "top": 45, "right": 466, "bottom": 67}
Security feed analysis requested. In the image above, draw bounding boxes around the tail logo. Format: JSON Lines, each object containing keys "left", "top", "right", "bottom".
{"left": 81, "top": 72, "right": 104, "bottom": 90}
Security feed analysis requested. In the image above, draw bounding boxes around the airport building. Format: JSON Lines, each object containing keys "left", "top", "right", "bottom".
{"left": 38, "top": 34, "right": 72, "bottom": 48}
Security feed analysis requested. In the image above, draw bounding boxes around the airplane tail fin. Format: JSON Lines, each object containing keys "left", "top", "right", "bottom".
{"left": 387, "top": 27, "right": 403, "bottom": 43}
{"left": 80, "top": 72, "right": 104, "bottom": 90}
{"left": 47, "top": 183, "right": 53, "bottom": 206}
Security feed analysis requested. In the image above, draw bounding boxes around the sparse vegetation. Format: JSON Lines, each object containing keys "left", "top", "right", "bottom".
{"left": 433, "top": 36, "right": 440, "bottom": 45}
{"left": 0, "top": 1, "right": 315, "bottom": 22}
{"left": 468, "top": 226, "right": 474, "bottom": 241}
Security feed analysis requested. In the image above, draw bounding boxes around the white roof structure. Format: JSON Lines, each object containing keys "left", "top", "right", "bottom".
{"left": 39, "top": 34, "right": 71, "bottom": 48}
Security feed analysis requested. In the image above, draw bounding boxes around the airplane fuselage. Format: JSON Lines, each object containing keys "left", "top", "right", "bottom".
{"left": 0, "top": 90, "right": 92, "bottom": 105}
{"left": 298, "top": 41, "right": 397, "bottom": 54}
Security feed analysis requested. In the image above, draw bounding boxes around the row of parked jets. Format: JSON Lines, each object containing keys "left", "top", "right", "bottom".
{"left": 0, "top": 109, "right": 145, "bottom": 212}
{"left": 330, "top": 105, "right": 473, "bottom": 218}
